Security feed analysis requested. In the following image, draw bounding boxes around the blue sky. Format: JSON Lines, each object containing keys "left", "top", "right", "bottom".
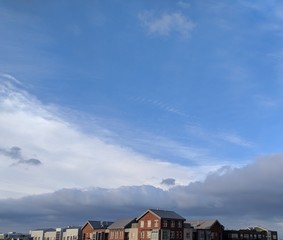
{"left": 1, "top": 0, "right": 283, "bottom": 236}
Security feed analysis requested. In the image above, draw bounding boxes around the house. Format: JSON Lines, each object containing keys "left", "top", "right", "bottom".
{"left": 108, "top": 218, "right": 137, "bottom": 240}
{"left": 136, "top": 209, "right": 186, "bottom": 240}
{"left": 30, "top": 227, "right": 82, "bottom": 240}
{"left": 223, "top": 226, "right": 278, "bottom": 240}
{"left": 62, "top": 227, "right": 82, "bottom": 240}
{"left": 186, "top": 220, "right": 224, "bottom": 240}
{"left": 30, "top": 229, "right": 55, "bottom": 240}
{"left": 44, "top": 230, "right": 56, "bottom": 240}
{"left": 81, "top": 221, "right": 113, "bottom": 240}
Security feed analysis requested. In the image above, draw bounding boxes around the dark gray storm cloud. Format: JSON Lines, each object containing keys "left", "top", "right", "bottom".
{"left": 0, "top": 146, "right": 42, "bottom": 166}
{"left": 161, "top": 178, "right": 176, "bottom": 186}
{"left": 0, "top": 155, "right": 282, "bottom": 234}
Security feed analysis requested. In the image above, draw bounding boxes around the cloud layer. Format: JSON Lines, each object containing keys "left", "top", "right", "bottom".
{"left": 0, "top": 76, "right": 219, "bottom": 199}
{"left": 0, "top": 154, "right": 283, "bottom": 234}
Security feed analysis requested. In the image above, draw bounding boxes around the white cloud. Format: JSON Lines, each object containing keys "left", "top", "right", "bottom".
{"left": 139, "top": 11, "right": 195, "bottom": 38}
{"left": 1, "top": 155, "right": 283, "bottom": 234}
{"left": 0, "top": 75, "right": 215, "bottom": 198}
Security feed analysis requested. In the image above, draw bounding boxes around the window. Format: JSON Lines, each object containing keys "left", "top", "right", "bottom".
{"left": 170, "top": 231, "right": 175, "bottom": 239}
{"left": 120, "top": 232, "right": 123, "bottom": 238}
{"left": 141, "top": 232, "right": 145, "bottom": 239}
{"left": 147, "top": 220, "right": 152, "bottom": 228}
{"left": 141, "top": 221, "right": 145, "bottom": 228}
{"left": 110, "top": 232, "right": 114, "bottom": 239}
{"left": 272, "top": 235, "right": 277, "bottom": 240}
{"left": 186, "top": 232, "right": 190, "bottom": 239}
{"left": 231, "top": 234, "right": 238, "bottom": 239}
{"left": 171, "top": 221, "right": 175, "bottom": 228}
{"left": 151, "top": 231, "right": 159, "bottom": 240}
{"left": 200, "top": 231, "right": 205, "bottom": 240}
{"left": 162, "top": 230, "right": 170, "bottom": 240}
{"left": 179, "top": 232, "right": 182, "bottom": 239}
{"left": 163, "top": 220, "right": 168, "bottom": 228}
{"left": 177, "top": 221, "right": 182, "bottom": 228}
{"left": 147, "top": 231, "right": 151, "bottom": 239}
{"left": 154, "top": 220, "right": 159, "bottom": 228}
{"left": 115, "top": 232, "right": 118, "bottom": 239}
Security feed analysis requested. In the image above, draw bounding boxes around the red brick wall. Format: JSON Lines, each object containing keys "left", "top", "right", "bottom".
{"left": 108, "top": 230, "right": 125, "bottom": 240}
{"left": 82, "top": 223, "right": 94, "bottom": 240}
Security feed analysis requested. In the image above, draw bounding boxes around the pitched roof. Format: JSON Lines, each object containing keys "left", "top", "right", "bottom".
{"left": 108, "top": 218, "right": 136, "bottom": 230}
{"left": 186, "top": 220, "right": 223, "bottom": 229}
{"left": 82, "top": 220, "right": 113, "bottom": 230}
{"left": 137, "top": 209, "right": 185, "bottom": 221}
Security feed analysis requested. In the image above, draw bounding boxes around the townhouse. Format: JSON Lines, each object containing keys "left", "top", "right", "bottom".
{"left": 81, "top": 221, "right": 113, "bottom": 240}
{"left": 186, "top": 220, "right": 224, "bottom": 240}
{"left": 30, "top": 227, "right": 81, "bottom": 240}
{"left": 108, "top": 218, "right": 137, "bottom": 240}
{"left": 136, "top": 209, "right": 186, "bottom": 240}
{"left": 223, "top": 226, "right": 278, "bottom": 240}
{"left": 27, "top": 209, "right": 278, "bottom": 240}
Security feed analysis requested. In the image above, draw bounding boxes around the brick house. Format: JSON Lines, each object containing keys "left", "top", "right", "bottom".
{"left": 136, "top": 209, "right": 186, "bottom": 240}
{"left": 108, "top": 218, "right": 137, "bottom": 240}
{"left": 82, "top": 221, "right": 113, "bottom": 240}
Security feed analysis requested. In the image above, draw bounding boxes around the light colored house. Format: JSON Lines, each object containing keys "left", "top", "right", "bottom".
{"left": 30, "top": 229, "right": 55, "bottom": 240}
{"left": 44, "top": 230, "right": 56, "bottom": 240}
{"left": 125, "top": 223, "right": 138, "bottom": 240}
{"left": 62, "top": 227, "right": 82, "bottom": 240}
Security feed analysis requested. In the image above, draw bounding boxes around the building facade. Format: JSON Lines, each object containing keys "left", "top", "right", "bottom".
{"left": 82, "top": 221, "right": 113, "bottom": 240}
{"left": 136, "top": 209, "right": 186, "bottom": 240}
{"left": 108, "top": 218, "right": 137, "bottom": 240}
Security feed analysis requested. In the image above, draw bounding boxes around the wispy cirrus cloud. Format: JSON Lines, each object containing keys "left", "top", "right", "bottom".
{"left": 218, "top": 132, "right": 254, "bottom": 148}
{"left": 139, "top": 11, "right": 195, "bottom": 38}
{"left": 132, "top": 96, "right": 190, "bottom": 118}
{"left": 187, "top": 124, "right": 254, "bottom": 149}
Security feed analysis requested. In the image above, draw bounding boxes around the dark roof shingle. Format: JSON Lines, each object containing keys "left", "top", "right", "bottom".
{"left": 108, "top": 218, "right": 136, "bottom": 229}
